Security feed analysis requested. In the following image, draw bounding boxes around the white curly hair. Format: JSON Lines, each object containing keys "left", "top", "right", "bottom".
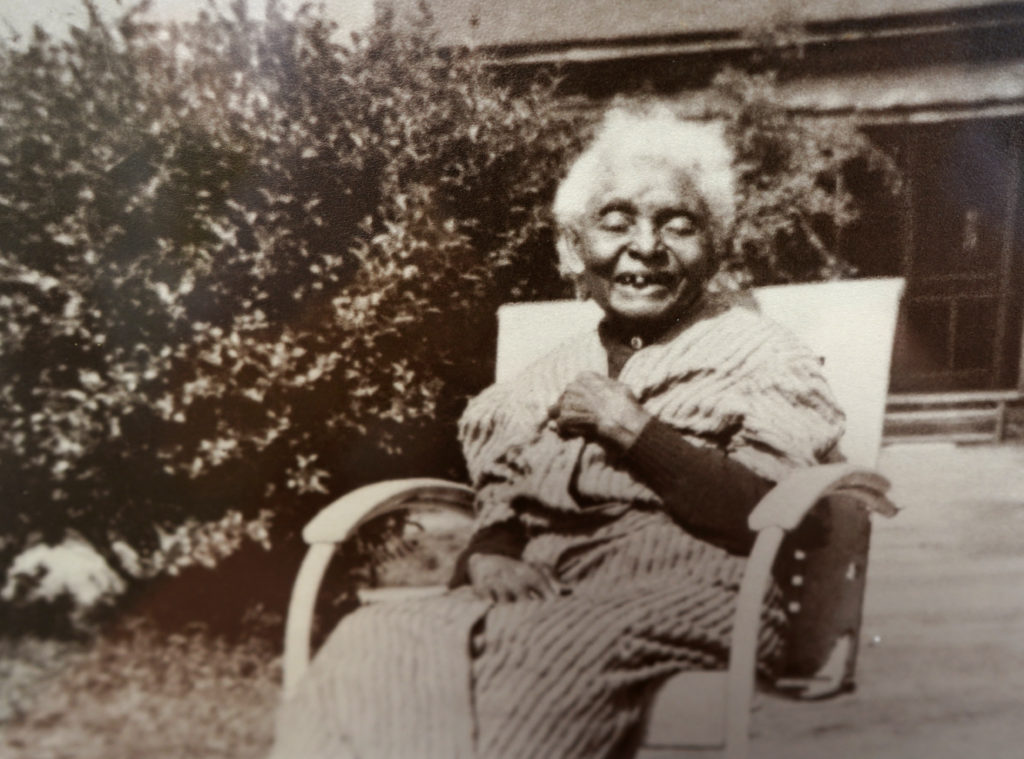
{"left": 552, "top": 104, "right": 737, "bottom": 280}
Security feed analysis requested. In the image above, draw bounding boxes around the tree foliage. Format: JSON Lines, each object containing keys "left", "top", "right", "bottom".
{"left": 708, "top": 68, "right": 902, "bottom": 287}
{"left": 0, "top": 1, "right": 580, "bottom": 582}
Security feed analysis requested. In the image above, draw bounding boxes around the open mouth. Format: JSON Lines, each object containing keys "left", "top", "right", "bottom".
{"left": 614, "top": 272, "right": 675, "bottom": 290}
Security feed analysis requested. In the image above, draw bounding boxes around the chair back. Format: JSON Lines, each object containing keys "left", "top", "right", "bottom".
{"left": 496, "top": 278, "right": 905, "bottom": 468}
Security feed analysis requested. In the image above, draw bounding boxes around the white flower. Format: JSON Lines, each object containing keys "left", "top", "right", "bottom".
{"left": 2, "top": 536, "right": 126, "bottom": 611}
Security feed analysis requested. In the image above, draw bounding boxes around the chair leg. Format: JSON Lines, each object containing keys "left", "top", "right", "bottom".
{"left": 724, "top": 525, "right": 786, "bottom": 759}
{"left": 282, "top": 543, "right": 336, "bottom": 699}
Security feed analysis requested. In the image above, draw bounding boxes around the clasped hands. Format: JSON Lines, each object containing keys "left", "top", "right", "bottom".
{"left": 468, "top": 372, "right": 651, "bottom": 603}
{"left": 547, "top": 371, "right": 651, "bottom": 450}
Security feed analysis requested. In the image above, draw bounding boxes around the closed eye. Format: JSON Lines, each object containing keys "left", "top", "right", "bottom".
{"left": 660, "top": 214, "right": 697, "bottom": 237}
{"left": 597, "top": 209, "right": 633, "bottom": 232}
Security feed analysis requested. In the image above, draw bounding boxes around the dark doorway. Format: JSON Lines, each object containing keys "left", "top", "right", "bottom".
{"left": 854, "top": 118, "right": 1024, "bottom": 392}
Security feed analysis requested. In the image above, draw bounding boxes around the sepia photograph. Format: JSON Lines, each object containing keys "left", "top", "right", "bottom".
{"left": 1, "top": 1, "right": 1023, "bottom": 757}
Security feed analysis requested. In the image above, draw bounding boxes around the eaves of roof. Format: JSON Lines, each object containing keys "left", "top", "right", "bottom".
{"left": 387, "top": 0, "right": 1024, "bottom": 60}
{"left": 744, "top": 60, "right": 1024, "bottom": 122}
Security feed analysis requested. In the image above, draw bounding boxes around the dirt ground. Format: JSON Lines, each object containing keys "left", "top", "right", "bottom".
{"left": 752, "top": 443, "right": 1024, "bottom": 759}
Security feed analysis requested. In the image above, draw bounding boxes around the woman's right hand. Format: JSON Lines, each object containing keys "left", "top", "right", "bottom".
{"left": 467, "top": 554, "right": 560, "bottom": 603}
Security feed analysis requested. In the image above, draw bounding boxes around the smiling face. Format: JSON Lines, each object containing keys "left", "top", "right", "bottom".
{"left": 569, "top": 154, "right": 714, "bottom": 332}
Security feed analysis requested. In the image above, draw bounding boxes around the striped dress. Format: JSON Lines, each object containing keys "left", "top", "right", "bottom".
{"left": 270, "top": 296, "right": 845, "bottom": 759}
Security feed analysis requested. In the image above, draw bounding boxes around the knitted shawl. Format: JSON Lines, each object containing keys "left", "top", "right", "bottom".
{"left": 458, "top": 295, "right": 845, "bottom": 533}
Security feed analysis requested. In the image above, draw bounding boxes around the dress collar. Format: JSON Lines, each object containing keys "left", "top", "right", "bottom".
{"left": 598, "top": 294, "right": 712, "bottom": 352}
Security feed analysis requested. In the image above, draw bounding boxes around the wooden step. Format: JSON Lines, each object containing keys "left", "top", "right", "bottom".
{"left": 884, "top": 391, "right": 1022, "bottom": 443}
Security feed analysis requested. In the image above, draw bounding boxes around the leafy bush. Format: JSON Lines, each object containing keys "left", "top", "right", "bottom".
{"left": 707, "top": 69, "right": 902, "bottom": 287}
{"left": 0, "top": 0, "right": 580, "bottom": 593}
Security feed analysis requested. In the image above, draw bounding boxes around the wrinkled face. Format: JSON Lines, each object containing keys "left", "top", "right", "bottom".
{"left": 569, "top": 155, "right": 714, "bottom": 331}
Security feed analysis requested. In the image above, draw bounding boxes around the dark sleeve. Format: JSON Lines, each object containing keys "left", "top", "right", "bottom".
{"left": 622, "top": 417, "right": 775, "bottom": 554}
{"left": 447, "top": 519, "right": 528, "bottom": 589}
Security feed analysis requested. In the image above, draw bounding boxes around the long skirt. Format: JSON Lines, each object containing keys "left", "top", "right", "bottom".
{"left": 269, "top": 509, "right": 785, "bottom": 759}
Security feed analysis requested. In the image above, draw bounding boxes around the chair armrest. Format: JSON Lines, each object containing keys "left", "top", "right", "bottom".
{"left": 747, "top": 462, "right": 896, "bottom": 532}
{"left": 283, "top": 478, "right": 474, "bottom": 699}
{"left": 302, "top": 477, "right": 475, "bottom": 544}
{"left": 718, "top": 463, "right": 895, "bottom": 757}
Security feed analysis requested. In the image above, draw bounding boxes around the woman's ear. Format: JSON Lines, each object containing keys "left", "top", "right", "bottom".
{"left": 556, "top": 230, "right": 586, "bottom": 278}
{"left": 557, "top": 230, "right": 590, "bottom": 300}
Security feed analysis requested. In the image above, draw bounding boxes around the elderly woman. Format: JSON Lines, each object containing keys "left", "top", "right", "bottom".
{"left": 271, "top": 105, "right": 844, "bottom": 759}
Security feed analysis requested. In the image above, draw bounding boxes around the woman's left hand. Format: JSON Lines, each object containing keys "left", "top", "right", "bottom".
{"left": 549, "top": 372, "right": 651, "bottom": 449}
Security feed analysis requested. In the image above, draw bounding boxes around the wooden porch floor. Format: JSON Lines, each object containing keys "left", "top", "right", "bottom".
{"left": 752, "top": 443, "right": 1024, "bottom": 759}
